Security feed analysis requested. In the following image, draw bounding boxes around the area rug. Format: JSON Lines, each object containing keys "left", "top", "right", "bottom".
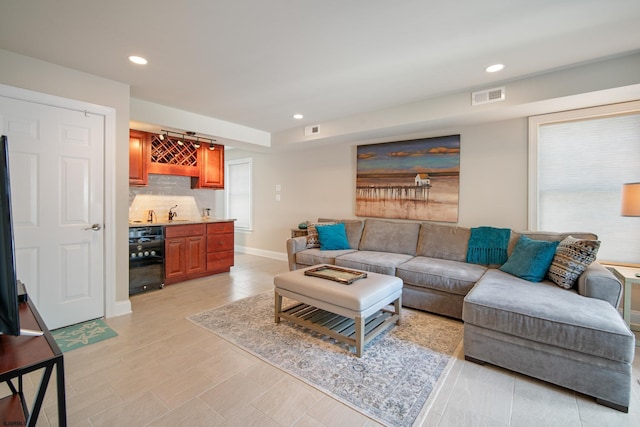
{"left": 52, "top": 318, "right": 118, "bottom": 352}
{"left": 188, "top": 292, "right": 463, "bottom": 427}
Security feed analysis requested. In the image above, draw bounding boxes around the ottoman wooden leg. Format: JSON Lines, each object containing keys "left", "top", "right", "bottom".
{"left": 274, "top": 291, "right": 282, "bottom": 324}
{"left": 355, "top": 314, "right": 364, "bottom": 357}
{"left": 394, "top": 296, "right": 402, "bottom": 325}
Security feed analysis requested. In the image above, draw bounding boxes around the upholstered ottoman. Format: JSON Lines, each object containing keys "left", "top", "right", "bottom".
{"left": 273, "top": 265, "right": 402, "bottom": 357}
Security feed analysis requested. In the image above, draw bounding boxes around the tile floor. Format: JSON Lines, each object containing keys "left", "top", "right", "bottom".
{"left": 8, "top": 253, "right": 640, "bottom": 426}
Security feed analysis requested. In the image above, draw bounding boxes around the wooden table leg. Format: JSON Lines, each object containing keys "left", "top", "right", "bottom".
{"left": 355, "top": 315, "right": 364, "bottom": 357}
{"left": 274, "top": 291, "right": 282, "bottom": 324}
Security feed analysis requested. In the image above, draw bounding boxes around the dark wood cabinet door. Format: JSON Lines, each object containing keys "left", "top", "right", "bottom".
{"left": 186, "top": 235, "right": 206, "bottom": 274}
{"left": 192, "top": 144, "right": 224, "bottom": 189}
{"left": 165, "top": 237, "right": 186, "bottom": 282}
{"left": 129, "top": 130, "right": 148, "bottom": 185}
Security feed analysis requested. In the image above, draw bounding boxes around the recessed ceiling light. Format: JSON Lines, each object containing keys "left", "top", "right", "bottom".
{"left": 293, "top": 114, "right": 304, "bottom": 120}
{"left": 485, "top": 63, "right": 505, "bottom": 73}
{"left": 129, "top": 55, "right": 148, "bottom": 65}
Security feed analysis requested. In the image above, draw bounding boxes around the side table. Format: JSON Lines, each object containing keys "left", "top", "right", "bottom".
{"left": 0, "top": 299, "right": 66, "bottom": 426}
{"left": 291, "top": 228, "right": 308, "bottom": 238}
{"left": 609, "top": 266, "right": 640, "bottom": 332}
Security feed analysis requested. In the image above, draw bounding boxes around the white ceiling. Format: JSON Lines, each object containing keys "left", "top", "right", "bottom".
{"left": 1, "top": 1, "right": 640, "bottom": 136}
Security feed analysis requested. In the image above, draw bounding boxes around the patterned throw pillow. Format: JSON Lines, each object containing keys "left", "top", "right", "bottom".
{"left": 305, "top": 222, "right": 336, "bottom": 249}
{"left": 546, "top": 236, "right": 601, "bottom": 289}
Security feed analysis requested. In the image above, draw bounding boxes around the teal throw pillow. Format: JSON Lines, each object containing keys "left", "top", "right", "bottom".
{"left": 316, "top": 223, "right": 351, "bottom": 250}
{"left": 499, "top": 235, "right": 559, "bottom": 282}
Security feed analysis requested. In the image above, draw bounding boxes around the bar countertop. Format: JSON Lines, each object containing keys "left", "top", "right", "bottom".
{"left": 128, "top": 218, "right": 236, "bottom": 227}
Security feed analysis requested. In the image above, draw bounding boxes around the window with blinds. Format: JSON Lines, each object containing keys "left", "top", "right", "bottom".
{"left": 225, "top": 158, "right": 252, "bottom": 230}
{"left": 529, "top": 102, "right": 640, "bottom": 264}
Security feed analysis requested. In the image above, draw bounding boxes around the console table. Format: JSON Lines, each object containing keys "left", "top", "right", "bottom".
{"left": 0, "top": 299, "right": 66, "bottom": 426}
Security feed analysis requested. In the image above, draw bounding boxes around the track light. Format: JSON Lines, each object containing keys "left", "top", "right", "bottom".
{"left": 158, "top": 130, "right": 216, "bottom": 150}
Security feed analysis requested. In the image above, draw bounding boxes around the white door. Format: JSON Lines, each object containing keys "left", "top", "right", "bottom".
{"left": 0, "top": 95, "right": 105, "bottom": 329}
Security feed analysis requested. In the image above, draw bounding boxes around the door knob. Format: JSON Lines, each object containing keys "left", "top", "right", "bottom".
{"left": 84, "top": 223, "right": 102, "bottom": 231}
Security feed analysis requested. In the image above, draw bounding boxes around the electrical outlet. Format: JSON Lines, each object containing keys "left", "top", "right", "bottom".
{"left": 275, "top": 184, "right": 281, "bottom": 192}
{"left": 275, "top": 194, "right": 281, "bottom": 201}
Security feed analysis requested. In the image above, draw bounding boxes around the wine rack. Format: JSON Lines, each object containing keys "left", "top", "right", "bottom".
{"left": 150, "top": 134, "right": 198, "bottom": 167}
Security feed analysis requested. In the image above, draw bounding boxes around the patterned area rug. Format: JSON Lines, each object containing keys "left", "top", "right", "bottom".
{"left": 52, "top": 318, "right": 118, "bottom": 352}
{"left": 189, "top": 292, "right": 463, "bottom": 427}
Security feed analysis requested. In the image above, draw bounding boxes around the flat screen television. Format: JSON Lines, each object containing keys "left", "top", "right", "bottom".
{"left": 0, "top": 135, "right": 20, "bottom": 336}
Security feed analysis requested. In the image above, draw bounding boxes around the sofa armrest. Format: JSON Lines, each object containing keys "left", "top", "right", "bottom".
{"left": 286, "top": 236, "right": 308, "bottom": 271}
{"left": 577, "top": 262, "right": 623, "bottom": 309}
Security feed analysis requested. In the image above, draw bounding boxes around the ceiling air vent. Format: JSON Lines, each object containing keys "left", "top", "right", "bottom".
{"left": 304, "top": 125, "right": 320, "bottom": 136}
{"left": 471, "top": 86, "right": 506, "bottom": 106}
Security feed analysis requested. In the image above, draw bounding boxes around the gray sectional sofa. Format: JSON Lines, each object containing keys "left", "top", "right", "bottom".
{"left": 286, "top": 218, "right": 636, "bottom": 412}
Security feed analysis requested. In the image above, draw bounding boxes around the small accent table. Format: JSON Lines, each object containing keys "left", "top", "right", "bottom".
{"left": 0, "top": 299, "right": 66, "bottom": 426}
{"left": 290, "top": 228, "right": 308, "bottom": 238}
{"left": 610, "top": 266, "right": 640, "bottom": 332}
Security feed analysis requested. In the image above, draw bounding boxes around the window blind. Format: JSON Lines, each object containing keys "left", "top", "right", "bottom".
{"left": 226, "top": 158, "right": 252, "bottom": 230}
{"left": 536, "top": 112, "right": 640, "bottom": 263}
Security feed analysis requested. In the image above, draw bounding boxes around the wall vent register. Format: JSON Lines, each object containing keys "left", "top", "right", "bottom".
{"left": 471, "top": 86, "right": 506, "bottom": 106}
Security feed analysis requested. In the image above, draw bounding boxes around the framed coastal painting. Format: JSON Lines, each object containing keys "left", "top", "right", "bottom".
{"left": 356, "top": 135, "right": 460, "bottom": 222}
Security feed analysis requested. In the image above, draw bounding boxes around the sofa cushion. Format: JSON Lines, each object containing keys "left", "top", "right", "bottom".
{"left": 515, "top": 230, "right": 598, "bottom": 243}
{"left": 416, "top": 222, "right": 470, "bottom": 262}
{"left": 335, "top": 251, "right": 414, "bottom": 276}
{"left": 463, "top": 269, "right": 635, "bottom": 363}
{"left": 358, "top": 219, "right": 420, "bottom": 256}
{"left": 547, "top": 236, "right": 601, "bottom": 289}
{"left": 295, "top": 248, "right": 356, "bottom": 266}
{"left": 396, "top": 256, "right": 487, "bottom": 296}
{"left": 316, "top": 223, "right": 350, "bottom": 250}
{"left": 342, "top": 220, "right": 365, "bottom": 250}
{"left": 500, "top": 235, "right": 559, "bottom": 282}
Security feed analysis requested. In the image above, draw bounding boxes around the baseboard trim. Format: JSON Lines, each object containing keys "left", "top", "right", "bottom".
{"left": 235, "top": 245, "right": 287, "bottom": 261}
{"left": 109, "top": 299, "right": 132, "bottom": 318}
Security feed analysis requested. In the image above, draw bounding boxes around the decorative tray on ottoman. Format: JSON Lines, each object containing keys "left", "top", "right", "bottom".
{"left": 304, "top": 265, "right": 367, "bottom": 285}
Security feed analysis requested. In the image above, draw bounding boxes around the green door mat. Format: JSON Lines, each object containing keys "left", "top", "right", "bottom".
{"left": 52, "top": 319, "right": 118, "bottom": 352}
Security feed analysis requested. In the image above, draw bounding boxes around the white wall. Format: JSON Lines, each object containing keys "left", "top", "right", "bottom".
{"left": 227, "top": 117, "right": 529, "bottom": 254}
{"left": 0, "top": 49, "right": 131, "bottom": 304}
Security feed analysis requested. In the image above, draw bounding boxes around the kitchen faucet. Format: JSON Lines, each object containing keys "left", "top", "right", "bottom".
{"left": 168, "top": 205, "right": 178, "bottom": 221}
{"left": 147, "top": 209, "right": 156, "bottom": 223}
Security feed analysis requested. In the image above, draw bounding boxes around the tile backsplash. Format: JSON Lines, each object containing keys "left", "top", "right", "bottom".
{"left": 129, "top": 174, "right": 219, "bottom": 222}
